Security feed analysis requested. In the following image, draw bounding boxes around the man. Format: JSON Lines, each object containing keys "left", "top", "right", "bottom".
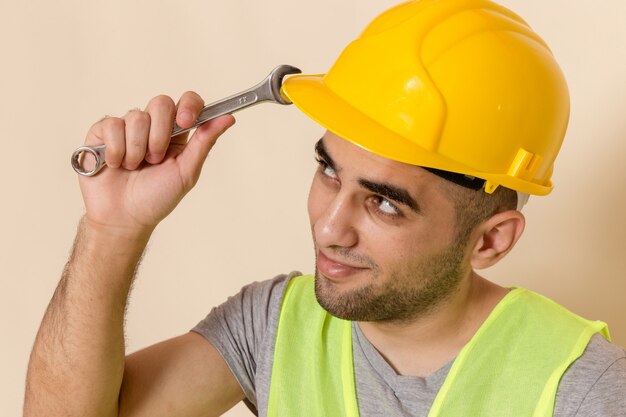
{"left": 24, "top": 0, "right": 626, "bottom": 416}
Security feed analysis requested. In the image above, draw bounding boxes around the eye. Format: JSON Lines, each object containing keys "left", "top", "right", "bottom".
{"left": 368, "top": 195, "right": 403, "bottom": 219}
{"left": 322, "top": 165, "right": 337, "bottom": 179}
{"left": 316, "top": 158, "right": 338, "bottom": 180}
{"left": 377, "top": 197, "right": 401, "bottom": 216}
{"left": 369, "top": 196, "right": 402, "bottom": 218}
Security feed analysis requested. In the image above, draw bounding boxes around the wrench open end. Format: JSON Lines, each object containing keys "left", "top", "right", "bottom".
{"left": 268, "top": 65, "right": 302, "bottom": 104}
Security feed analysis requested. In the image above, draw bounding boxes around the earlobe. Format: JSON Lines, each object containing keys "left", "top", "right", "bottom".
{"left": 470, "top": 211, "right": 526, "bottom": 269}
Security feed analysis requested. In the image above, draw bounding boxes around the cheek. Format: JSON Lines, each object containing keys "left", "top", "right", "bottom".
{"left": 366, "top": 224, "right": 452, "bottom": 272}
{"left": 370, "top": 234, "right": 418, "bottom": 270}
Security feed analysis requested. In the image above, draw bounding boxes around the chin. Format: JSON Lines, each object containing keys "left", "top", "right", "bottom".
{"left": 313, "top": 271, "right": 381, "bottom": 321}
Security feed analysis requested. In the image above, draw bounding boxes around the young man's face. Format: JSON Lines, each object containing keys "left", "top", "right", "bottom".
{"left": 308, "top": 131, "right": 472, "bottom": 323}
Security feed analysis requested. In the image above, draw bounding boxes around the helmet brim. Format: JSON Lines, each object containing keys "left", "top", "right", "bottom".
{"left": 281, "top": 74, "right": 552, "bottom": 196}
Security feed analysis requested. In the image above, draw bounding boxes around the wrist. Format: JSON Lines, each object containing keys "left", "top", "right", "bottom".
{"left": 81, "top": 215, "right": 155, "bottom": 245}
{"left": 74, "top": 216, "right": 153, "bottom": 265}
{"left": 58, "top": 216, "right": 152, "bottom": 311}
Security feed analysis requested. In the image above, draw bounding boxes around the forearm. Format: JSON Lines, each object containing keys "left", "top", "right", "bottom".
{"left": 24, "top": 217, "right": 152, "bottom": 417}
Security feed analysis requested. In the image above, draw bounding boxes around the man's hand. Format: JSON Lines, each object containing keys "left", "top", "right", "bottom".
{"left": 80, "top": 91, "right": 235, "bottom": 236}
{"left": 24, "top": 92, "right": 240, "bottom": 417}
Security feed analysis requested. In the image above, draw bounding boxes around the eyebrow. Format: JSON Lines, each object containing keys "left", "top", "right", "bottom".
{"left": 358, "top": 178, "right": 421, "bottom": 214}
{"left": 314, "top": 138, "right": 421, "bottom": 214}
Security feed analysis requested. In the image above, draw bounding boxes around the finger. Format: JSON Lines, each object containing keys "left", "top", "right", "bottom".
{"left": 176, "top": 115, "right": 236, "bottom": 188}
{"left": 175, "top": 91, "right": 204, "bottom": 130}
{"left": 86, "top": 116, "right": 126, "bottom": 169}
{"left": 144, "top": 95, "right": 175, "bottom": 164}
{"left": 122, "top": 109, "right": 151, "bottom": 170}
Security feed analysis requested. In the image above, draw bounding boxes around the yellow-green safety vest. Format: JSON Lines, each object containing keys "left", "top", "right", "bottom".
{"left": 267, "top": 275, "right": 609, "bottom": 417}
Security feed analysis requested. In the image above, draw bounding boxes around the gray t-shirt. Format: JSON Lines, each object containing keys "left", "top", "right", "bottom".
{"left": 193, "top": 273, "right": 626, "bottom": 416}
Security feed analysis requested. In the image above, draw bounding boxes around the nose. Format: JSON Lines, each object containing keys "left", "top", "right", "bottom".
{"left": 313, "top": 194, "right": 359, "bottom": 249}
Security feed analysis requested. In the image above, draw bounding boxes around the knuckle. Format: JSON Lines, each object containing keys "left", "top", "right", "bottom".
{"left": 89, "top": 116, "right": 108, "bottom": 132}
{"left": 104, "top": 116, "right": 125, "bottom": 132}
{"left": 148, "top": 95, "right": 175, "bottom": 114}
{"left": 126, "top": 109, "right": 149, "bottom": 122}
{"left": 134, "top": 110, "right": 151, "bottom": 127}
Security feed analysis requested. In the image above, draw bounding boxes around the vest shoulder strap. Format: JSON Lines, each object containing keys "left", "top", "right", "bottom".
{"left": 429, "top": 288, "right": 609, "bottom": 417}
{"left": 267, "top": 275, "right": 358, "bottom": 417}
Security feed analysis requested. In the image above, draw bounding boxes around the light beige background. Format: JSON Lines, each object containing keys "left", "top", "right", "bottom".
{"left": 1, "top": 1, "right": 624, "bottom": 415}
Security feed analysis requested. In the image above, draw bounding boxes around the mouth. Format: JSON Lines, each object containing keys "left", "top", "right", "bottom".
{"left": 316, "top": 249, "right": 369, "bottom": 280}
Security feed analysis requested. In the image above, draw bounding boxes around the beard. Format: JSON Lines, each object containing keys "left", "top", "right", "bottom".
{"left": 314, "top": 238, "right": 468, "bottom": 323}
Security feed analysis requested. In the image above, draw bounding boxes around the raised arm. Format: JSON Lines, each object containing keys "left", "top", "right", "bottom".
{"left": 24, "top": 92, "right": 243, "bottom": 417}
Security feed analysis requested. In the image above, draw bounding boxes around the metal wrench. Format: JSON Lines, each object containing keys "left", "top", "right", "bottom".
{"left": 71, "top": 64, "right": 301, "bottom": 176}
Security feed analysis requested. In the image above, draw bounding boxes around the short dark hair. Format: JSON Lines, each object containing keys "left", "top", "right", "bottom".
{"left": 440, "top": 181, "right": 518, "bottom": 242}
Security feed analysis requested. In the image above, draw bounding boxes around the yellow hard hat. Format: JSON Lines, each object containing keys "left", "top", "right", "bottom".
{"left": 281, "top": 0, "right": 570, "bottom": 195}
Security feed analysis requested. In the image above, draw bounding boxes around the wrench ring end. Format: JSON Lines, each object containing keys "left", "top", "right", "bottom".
{"left": 71, "top": 145, "right": 106, "bottom": 177}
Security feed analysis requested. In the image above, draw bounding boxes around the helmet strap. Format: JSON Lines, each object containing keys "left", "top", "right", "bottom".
{"left": 423, "top": 167, "right": 486, "bottom": 191}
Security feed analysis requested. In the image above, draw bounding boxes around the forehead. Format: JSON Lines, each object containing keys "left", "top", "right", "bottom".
{"left": 321, "top": 132, "right": 428, "bottom": 183}
{"left": 319, "top": 131, "right": 453, "bottom": 205}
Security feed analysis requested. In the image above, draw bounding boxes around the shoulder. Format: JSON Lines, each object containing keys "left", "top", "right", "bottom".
{"left": 555, "top": 334, "right": 626, "bottom": 417}
{"left": 193, "top": 271, "right": 301, "bottom": 339}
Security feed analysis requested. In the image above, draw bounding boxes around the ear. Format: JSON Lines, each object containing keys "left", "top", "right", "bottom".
{"left": 469, "top": 210, "right": 525, "bottom": 269}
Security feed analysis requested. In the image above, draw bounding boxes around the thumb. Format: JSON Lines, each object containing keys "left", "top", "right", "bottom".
{"left": 176, "top": 115, "right": 236, "bottom": 186}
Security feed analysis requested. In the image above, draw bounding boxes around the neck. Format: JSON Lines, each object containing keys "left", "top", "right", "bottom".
{"left": 357, "top": 271, "right": 508, "bottom": 377}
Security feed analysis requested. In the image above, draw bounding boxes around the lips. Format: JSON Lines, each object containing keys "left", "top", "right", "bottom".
{"left": 316, "top": 250, "right": 368, "bottom": 280}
